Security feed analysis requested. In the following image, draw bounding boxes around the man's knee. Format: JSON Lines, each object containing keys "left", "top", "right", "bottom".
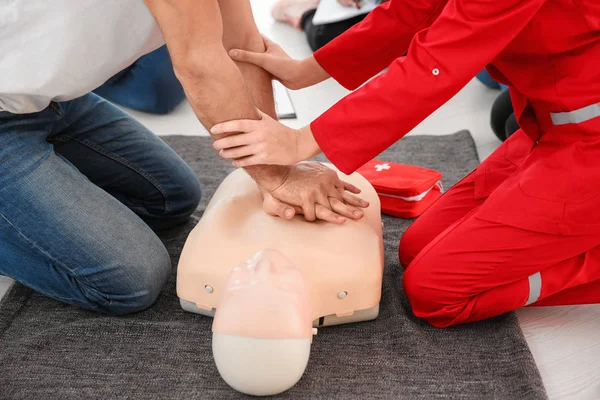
{"left": 170, "top": 166, "right": 202, "bottom": 218}
{"left": 87, "top": 238, "right": 172, "bottom": 316}
{"left": 150, "top": 152, "right": 201, "bottom": 224}
{"left": 128, "top": 160, "right": 201, "bottom": 231}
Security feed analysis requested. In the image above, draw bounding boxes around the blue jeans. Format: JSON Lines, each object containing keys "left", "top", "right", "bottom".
{"left": 0, "top": 93, "right": 201, "bottom": 315}
{"left": 94, "top": 46, "right": 186, "bottom": 114}
{"left": 475, "top": 70, "right": 509, "bottom": 91}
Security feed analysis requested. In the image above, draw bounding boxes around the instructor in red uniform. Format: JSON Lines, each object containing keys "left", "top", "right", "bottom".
{"left": 210, "top": 0, "right": 600, "bottom": 328}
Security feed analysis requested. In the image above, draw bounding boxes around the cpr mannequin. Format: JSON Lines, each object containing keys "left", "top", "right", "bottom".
{"left": 177, "top": 163, "right": 384, "bottom": 395}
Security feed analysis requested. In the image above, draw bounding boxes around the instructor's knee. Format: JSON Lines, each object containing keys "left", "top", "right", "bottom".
{"left": 399, "top": 225, "right": 424, "bottom": 269}
{"left": 402, "top": 266, "right": 429, "bottom": 312}
{"left": 402, "top": 261, "right": 460, "bottom": 329}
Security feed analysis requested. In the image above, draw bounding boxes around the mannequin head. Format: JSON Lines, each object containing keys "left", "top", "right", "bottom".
{"left": 211, "top": 249, "right": 314, "bottom": 396}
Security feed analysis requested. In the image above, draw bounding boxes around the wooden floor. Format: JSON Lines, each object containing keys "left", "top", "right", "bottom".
{"left": 1, "top": 1, "right": 599, "bottom": 398}
{"left": 517, "top": 306, "right": 600, "bottom": 399}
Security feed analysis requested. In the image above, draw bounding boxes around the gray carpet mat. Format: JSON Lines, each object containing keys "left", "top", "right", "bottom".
{"left": 0, "top": 131, "right": 547, "bottom": 399}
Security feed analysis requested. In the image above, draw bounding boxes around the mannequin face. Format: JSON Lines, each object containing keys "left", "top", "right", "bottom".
{"left": 227, "top": 250, "right": 306, "bottom": 299}
{"left": 212, "top": 249, "right": 312, "bottom": 338}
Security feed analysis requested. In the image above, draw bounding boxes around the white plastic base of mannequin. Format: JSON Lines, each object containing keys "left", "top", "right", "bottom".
{"left": 180, "top": 299, "right": 215, "bottom": 317}
{"left": 180, "top": 298, "right": 380, "bottom": 327}
{"left": 212, "top": 333, "right": 311, "bottom": 396}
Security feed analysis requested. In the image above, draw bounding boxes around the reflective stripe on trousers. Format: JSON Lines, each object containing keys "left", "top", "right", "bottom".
{"left": 525, "top": 272, "right": 542, "bottom": 306}
{"left": 550, "top": 103, "right": 600, "bottom": 126}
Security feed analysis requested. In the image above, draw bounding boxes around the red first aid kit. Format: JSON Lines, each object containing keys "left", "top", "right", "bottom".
{"left": 357, "top": 160, "right": 443, "bottom": 218}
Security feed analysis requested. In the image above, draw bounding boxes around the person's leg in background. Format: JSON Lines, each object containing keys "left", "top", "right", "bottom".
{"left": 475, "top": 70, "right": 520, "bottom": 142}
{"left": 490, "top": 89, "right": 519, "bottom": 142}
{"left": 271, "top": 0, "right": 368, "bottom": 52}
{"left": 300, "top": 9, "right": 368, "bottom": 51}
{"left": 475, "top": 69, "right": 503, "bottom": 90}
{"left": 0, "top": 93, "right": 200, "bottom": 315}
{"left": 93, "top": 46, "right": 186, "bottom": 114}
{"left": 271, "top": 0, "right": 320, "bottom": 31}
{"left": 504, "top": 112, "right": 520, "bottom": 139}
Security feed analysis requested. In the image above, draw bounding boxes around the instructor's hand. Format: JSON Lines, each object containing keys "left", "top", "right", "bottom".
{"left": 212, "top": 110, "right": 320, "bottom": 167}
{"left": 229, "top": 36, "right": 303, "bottom": 89}
{"left": 229, "top": 36, "right": 330, "bottom": 90}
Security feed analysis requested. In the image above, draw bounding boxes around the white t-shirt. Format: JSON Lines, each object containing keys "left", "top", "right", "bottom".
{"left": 0, "top": 0, "right": 165, "bottom": 114}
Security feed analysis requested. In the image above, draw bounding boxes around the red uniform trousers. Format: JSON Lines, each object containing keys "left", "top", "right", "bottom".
{"left": 400, "top": 129, "right": 600, "bottom": 328}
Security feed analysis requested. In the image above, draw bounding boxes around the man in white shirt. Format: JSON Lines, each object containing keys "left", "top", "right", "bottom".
{"left": 0, "top": 0, "right": 365, "bottom": 314}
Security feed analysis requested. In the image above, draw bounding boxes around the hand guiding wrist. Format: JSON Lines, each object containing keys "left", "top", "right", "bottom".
{"left": 296, "top": 56, "right": 331, "bottom": 89}
{"left": 296, "top": 126, "right": 321, "bottom": 162}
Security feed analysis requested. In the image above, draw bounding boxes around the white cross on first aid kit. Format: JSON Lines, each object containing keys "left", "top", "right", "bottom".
{"left": 374, "top": 163, "right": 391, "bottom": 172}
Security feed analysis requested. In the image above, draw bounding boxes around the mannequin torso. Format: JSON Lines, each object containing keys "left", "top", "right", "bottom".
{"left": 177, "top": 163, "right": 384, "bottom": 326}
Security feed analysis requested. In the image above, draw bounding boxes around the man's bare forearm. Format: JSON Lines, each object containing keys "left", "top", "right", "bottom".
{"left": 218, "top": 0, "right": 276, "bottom": 119}
{"left": 144, "top": 0, "right": 288, "bottom": 190}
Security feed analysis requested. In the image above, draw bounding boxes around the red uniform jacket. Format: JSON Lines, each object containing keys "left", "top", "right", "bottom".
{"left": 311, "top": 0, "right": 600, "bottom": 175}
{"left": 310, "top": 0, "right": 600, "bottom": 235}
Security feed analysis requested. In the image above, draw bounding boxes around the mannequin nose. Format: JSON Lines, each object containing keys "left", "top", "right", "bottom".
{"left": 255, "top": 259, "right": 275, "bottom": 277}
